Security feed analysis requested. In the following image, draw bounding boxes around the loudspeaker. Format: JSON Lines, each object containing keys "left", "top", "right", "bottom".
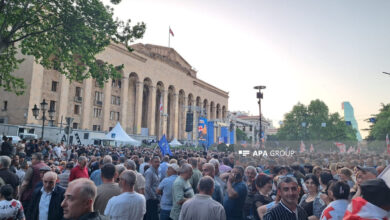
{"left": 185, "top": 112, "right": 193, "bottom": 132}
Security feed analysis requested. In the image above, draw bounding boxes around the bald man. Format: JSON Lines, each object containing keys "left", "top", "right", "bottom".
{"left": 62, "top": 178, "right": 108, "bottom": 220}
{"left": 27, "top": 171, "right": 66, "bottom": 220}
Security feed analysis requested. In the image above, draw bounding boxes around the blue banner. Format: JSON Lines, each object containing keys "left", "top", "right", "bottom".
{"left": 230, "top": 130, "right": 235, "bottom": 144}
{"left": 221, "top": 127, "right": 228, "bottom": 143}
{"left": 198, "top": 117, "right": 208, "bottom": 146}
{"left": 207, "top": 121, "right": 214, "bottom": 147}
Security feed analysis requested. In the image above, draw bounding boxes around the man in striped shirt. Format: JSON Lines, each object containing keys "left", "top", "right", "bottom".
{"left": 264, "top": 176, "right": 308, "bottom": 220}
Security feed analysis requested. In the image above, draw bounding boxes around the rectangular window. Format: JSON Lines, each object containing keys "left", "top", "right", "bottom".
{"left": 72, "top": 123, "right": 78, "bottom": 129}
{"left": 49, "top": 100, "right": 56, "bottom": 111}
{"left": 111, "top": 96, "right": 115, "bottom": 105}
{"left": 116, "top": 96, "right": 120, "bottom": 105}
{"left": 112, "top": 80, "right": 116, "bottom": 87}
{"left": 83, "top": 133, "right": 89, "bottom": 139}
{"left": 75, "top": 87, "right": 82, "bottom": 97}
{"left": 0, "top": 118, "right": 4, "bottom": 124}
{"left": 118, "top": 80, "right": 121, "bottom": 88}
{"left": 93, "top": 125, "right": 101, "bottom": 131}
{"left": 116, "top": 112, "right": 120, "bottom": 121}
{"left": 93, "top": 108, "right": 102, "bottom": 118}
{"left": 110, "top": 111, "right": 114, "bottom": 120}
{"left": 95, "top": 91, "right": 103, "bottom": 102}
{"left": 74, "top": 105, "right": 80, "bottom": 115}
{"left": 2, "top": 101, "right": 7, "bottom": 111}
{"left": 51, "top": 81, "right": 58, "bottom": 92}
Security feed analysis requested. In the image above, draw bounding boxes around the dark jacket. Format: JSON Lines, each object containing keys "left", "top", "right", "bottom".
{"left": 27, "top": 184, "right": 66, "bottom": 220}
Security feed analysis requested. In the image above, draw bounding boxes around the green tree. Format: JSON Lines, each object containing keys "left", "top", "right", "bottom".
{"left": 236, "top": 128, "right": 248, "bottom": 142}
{"left": 0, "top": 0, "right": 146, "bottom": 95}
{"left": 277, "top": 99, "right": 357, "bottom": 141}
{"left": 366, "top": 103, "right": 390, "bottom": 140}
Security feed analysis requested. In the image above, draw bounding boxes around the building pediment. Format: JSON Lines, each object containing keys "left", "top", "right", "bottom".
{"left": 131, "top": 43, "right": 197, "bottom": 78}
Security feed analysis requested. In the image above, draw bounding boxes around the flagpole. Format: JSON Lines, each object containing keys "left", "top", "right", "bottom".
{"left": 168, "top": 26, "right": 170, "bottom": 48}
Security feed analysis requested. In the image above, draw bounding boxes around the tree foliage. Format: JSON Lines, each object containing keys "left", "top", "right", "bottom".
{"left": 366, "top": 103, "right": 390, "bottom": 140}
{"left": 236, "top": 128, "right": 248, "bottom": 142}
{"left": 276, "top": 99, "right": 357, "bottom": 141}
{"left": 0, "top": 0, "right": 146, "bottom": 95}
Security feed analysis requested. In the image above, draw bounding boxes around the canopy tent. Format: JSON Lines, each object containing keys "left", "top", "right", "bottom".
{"left": 169, "top": 138, "right": 182, "bottom": 147}
{"left": 105, "top": 122, "right": 141, "bottom": 146}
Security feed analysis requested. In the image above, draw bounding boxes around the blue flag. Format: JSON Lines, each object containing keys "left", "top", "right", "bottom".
{"left": 159, "top": 135, "right": 172, "bottom": 156}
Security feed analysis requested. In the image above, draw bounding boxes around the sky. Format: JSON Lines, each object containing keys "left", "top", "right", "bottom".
{"left": 104, "top": 0, "right": 390, "bottom": 138}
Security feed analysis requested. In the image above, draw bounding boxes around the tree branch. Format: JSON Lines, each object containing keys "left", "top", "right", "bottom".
{"left": 8, "top": 22, "right": 64, "bottom": 44}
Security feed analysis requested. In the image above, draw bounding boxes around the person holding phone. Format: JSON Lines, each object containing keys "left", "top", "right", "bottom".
{"left": 223, "top": 166, "right": 248, "bottom": 220}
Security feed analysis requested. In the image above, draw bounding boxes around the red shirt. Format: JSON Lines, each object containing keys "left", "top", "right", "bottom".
{"left": 69, "top": 165, "right": 89, "bottom": 182}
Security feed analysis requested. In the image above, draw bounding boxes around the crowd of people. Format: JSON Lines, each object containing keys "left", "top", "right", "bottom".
{"left": 0, "top": 136, "right": 390, "bottom": 220}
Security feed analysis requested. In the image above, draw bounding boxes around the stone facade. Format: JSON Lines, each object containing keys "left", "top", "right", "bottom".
{"left": 0, "top": 43, "right": 229, "bottom": 142}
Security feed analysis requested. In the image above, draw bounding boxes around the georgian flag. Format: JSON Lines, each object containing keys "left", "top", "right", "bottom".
{"left": 320, "top": 200, "right": 349, "bottom": 220}
{"left": 310, "top": 144, "right": 314, "bottom": 153}
{"left": 300, "top": 140, "right": 306, "bottom": 153}
{"left": 159, "top": 96, "right": 163, "bottom": 113}
{"left": 335, "top": 142, "right": 346, "bottom": 153}
{"left": 343, "top": 197, "right": 389, "bottom": 220}
{"left": 347, "top": 146, "right": 355, "bottom": 154}
{"left": 169, "top": 27, "right": 174, "bottom": 36}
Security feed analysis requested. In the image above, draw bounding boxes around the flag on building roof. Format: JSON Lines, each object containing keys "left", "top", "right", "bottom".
{"left": 300, "top": 141, "right": 306, "bottom": 153}
{"left": 169, "top": 27, "right": 174, "bottom": 37}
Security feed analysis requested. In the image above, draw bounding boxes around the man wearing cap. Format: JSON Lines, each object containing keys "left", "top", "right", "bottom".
{"left": 157, "top": 163, "right": 179, "bottom": 220}
{"left": 351, "top": 166, "right": 377, "bottom": 198}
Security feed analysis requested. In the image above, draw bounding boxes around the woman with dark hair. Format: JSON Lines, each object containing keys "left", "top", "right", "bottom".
{"left": 0, "top": 185, "right": 25, "bottom": 220}
{"left": 299, "top": 174, "right": 326, "bottom": 220}
{"left": 252, "top": 174, "right": 273, "bottom": 220}
{"left": 320, "top": 181, "right": 350, "bottom": 220}
{"left": 319, "top": 172, "right": 334, "bottom": 205}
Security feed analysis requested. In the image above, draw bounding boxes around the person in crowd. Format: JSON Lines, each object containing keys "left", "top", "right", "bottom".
{"left": 319, "top": 172, "right": 334, "bottom": 205}
{"left": 90, "top": 155, "right": 112, "bottom": 187}
{"left": 344, "top": 178, "right": 390, "bottom": 219}
{"left": 124, "top": 159, "right": 145, "bottom": 194}
{"left": 139, "top": 156, "right": 150, "bottom": 175}
{"left": 114, "top": 165, "right": 126, "bottom": 182}
{"left": 222, "top": 166, "right": 248, "bottom": 220}
{"left": 159, "top": 155, "right": 169, "bottom": 180}
{"left": 320, "top": 181, "right": 350, "bottom": 220}
{"left": 312, "top": 166, "right": 322, "bottom": 179}
{"left": 69, "top": 156, "right": 89, "bottom": 181}
{"left": 220, "top": 157, "right": 232, "bottom": 174}
{"left": 27, "top": 171, "right": 65, "bottom": 220}
{"left": 157, "top": 163, "right": 179, "bottom": 220}
{"left": 0, "top": 156, "right": 19, "bottom": 197}
{"left": 329, "top": 163, "right": 338, "bottom": 180}
{"left": 19, "top": 153, "right": 47, "bottom": 209}
{"left": 170, "top": 163, "right": 194, "bottom": 220}
{"left": 0, "top": 184, "right": 25, "bottom": 220}
{"left": 0, "top": 136, "right": 14, "bottom": 158}
{"left": 243, "top": 165, "right": 258, "bottom": 219}
{"left": 299, "top": 174, "right": 326, "bottom": 220}
{"left": 144, "top": 156, "right": 160, "bottom": 220}
{"left": 61, "top": 178, "right": 108, "bottom": 220}
{"left": 338, "top": 167, "right": 354, "bottom": 188}
{"left": 58, "top": 162, "right": 74, "bottom": 188}
{"left": 202, "top": 162, "right": 223, "bottom": 204}
{"left": 263, "top": 176, "right": 308, "bottom": 220}
{"left": 189, "top": 157, "right": 203, "bottom": 193}
{"left": 210, "top": 158, "right": 227, "bottom": 197}
{"left": 179, "top": 176, "right": 226, "bottom": 220}
{"left": 94, "top": 163, "right": 121, "bottom": 215}
{"left": 304, "top": 164, "right": 314, "bottom": 175}
{"left": 252, "top": 174, "right": 273, "bottom": 220}
{"left": 104, "top": 170, "right": 146, "bottom": 220}
{"left": 350, "top": 166, "right": 377, "bottom": 198}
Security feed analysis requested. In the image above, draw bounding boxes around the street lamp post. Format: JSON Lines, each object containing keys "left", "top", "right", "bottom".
{"left": 254, "top": 86, "right": 266, "bottom": 147}
{"left": 31, "top": 99, "right": 55, "bottom": 140}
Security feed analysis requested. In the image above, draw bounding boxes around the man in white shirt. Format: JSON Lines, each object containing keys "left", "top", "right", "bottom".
{"left": 104, "top": 170, "right": 146, "bottom": 220}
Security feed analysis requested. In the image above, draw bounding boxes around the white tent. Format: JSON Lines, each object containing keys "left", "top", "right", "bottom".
{"left": 105, "top": 122, "right": 141, "bottom": 146}
{"left": 169, "top": 138, "right": 182, "bottom": 147}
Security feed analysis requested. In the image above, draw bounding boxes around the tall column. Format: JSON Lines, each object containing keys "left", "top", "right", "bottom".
{"left": 81, "top": 78, "right": 92, "bottom": 129}
{"left": 103, "top": 79, "right": 112, "bottom": 131}
{"left": 58, "top": 75, "right": 70, "bottom": 126}
{"left": 192, "top": 104, "right": 197, "bottom": 142}
{"left": 148, "top": 86, "right": 156, "bottom": 136}
{"left": 134, "top": 81, "right": 143, "bottom": 134}
{"left": 120, "top": 76, "right": 129, "bottom": 129}
{"left": 162, "top": 90, "right": 168, "bottom": 136}
{"left": 173, "top": 93, "right": 179, "bottom": 139}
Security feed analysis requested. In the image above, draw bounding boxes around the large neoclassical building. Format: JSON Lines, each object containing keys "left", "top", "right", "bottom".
{"left": 0, "top": 43, "right": 229, "bottom": 142}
